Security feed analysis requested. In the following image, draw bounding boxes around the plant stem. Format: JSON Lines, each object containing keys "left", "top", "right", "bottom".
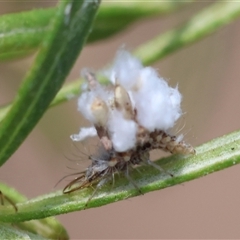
{"left": 0, "top": 223, "right": 47, "bottom": 239}
{"left": 0, "top": 2, "right": 186, "bottom": 61}
{"left": 0, "top": 182, "right": 69, "bottom": 239}
{"left": 135, "top": 1, "right": 240, "bottom": 65}
{"left": 1, "top": 2, "right": 238, "bottom": 120}
{"left": 0, "top": 0, "right": 101, "bottom": 167}
{"left": 1, "top": 1, "right": 238, "bottom": 119}
{"left": 0, "top": 129, "right": 239, "bottom": 222}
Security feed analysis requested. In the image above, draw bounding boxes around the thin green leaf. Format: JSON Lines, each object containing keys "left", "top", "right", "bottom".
{"left": 0, "top": 0, "right": 101, "bottom": 167}
{"left": 0, "top": 8, "right": 54, "bottom": 61}
{"left": 0, "top": 130, "right": 239, "bottom": 222}
{"left": 0, "top": 1, "right": 238, "bottom": 118}
{"left": 0, "top": 182, "right": 69, "bottom": 239}
{"left": 0, "top": 2, "right": 187, "bottom": 61}
{"left": 16, "top": 219, "right": 69, "bottom": 240}
{"left": 0, "top": 223, "right": 47, "bottom": 240}
{"left": 87, "top": 1, "right": 189, "bottom": 43}
{"left": 0, "top": 182, "right": 26, "bottom": 203}
{"left": 134, "top": 1, "right": 240, "bottom": 65}
{"left": 99, "top": 0, "right": 186, "bottom": 17}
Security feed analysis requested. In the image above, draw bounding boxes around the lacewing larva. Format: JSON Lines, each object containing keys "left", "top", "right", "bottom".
{"left": 62, "top": 50, "right": 195, "bottom": 207}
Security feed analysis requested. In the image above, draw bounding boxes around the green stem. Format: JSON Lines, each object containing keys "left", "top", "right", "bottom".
{"left": 0, "top": 2, "right": 186, "bottom": 61}
{"left": 1, "top": 1, "right": 238, "bottom": 118}
{"left": 0, "top": 182, "right": 69, "bottom": 239}
{"left": 0, "top": 8, "right": 53, "bottom": 61}
{"left": 99, "top": 1, "right": 186, "bottom": 17}
{"left": 0, "top": 130, "right": 239, "bottom": 222}
{"left": 0, "top": 223, "right": 47, "bottom": 240}
{"left": 135, "top": 1, "right": 240, "bottom": 65}
{"left": 0, "top": 0, "right": 100, "bottom": 167}
{"left": 0, "top": 182, "right": 26, "bottom": 203}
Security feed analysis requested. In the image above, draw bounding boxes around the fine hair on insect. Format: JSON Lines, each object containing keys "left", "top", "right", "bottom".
{"left": 62, "top": 49, "right": 195, "bottom": 207}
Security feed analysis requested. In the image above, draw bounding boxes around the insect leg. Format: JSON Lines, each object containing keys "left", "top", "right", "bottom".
{"left": 124, "top": 165, "right": 143, "bottom": 195}
{"left": 146, "top": 159, "right": 173, "bottom": 177}
{"left": 0, "top": 190, "right": 18, "bottom": 212}
{"left": 84, "top": 177, "right": 108, "bottom": 209}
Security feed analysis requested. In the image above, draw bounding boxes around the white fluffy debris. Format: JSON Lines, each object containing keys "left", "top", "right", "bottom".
{"left": 110, "top": 50, "right": 142, "bottom": 90}
{"left": 111, "top": 50, "right": 182, "bottom": 132}
{"left": 72, "top": 49, "right": 182, "bottom": 152}
{"left": 70, "top": 127, "right": 97, "bottom": 141}
{"left": 108, "top": 109, "right": 137, "bottom": 152}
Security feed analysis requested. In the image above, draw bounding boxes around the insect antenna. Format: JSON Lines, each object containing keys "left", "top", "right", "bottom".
{"left": 63, "top": 153, "right": 85, "bottom": 164}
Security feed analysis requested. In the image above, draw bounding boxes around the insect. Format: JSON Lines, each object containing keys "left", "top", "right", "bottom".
{"left": 0, "top": 190, "right": 18, "bottom": 212}
{"left": 63, "top": 131, "right": 195, "bottom": 206}
{"left": 63, "top": 50, "right": 195, "bottom": 207}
